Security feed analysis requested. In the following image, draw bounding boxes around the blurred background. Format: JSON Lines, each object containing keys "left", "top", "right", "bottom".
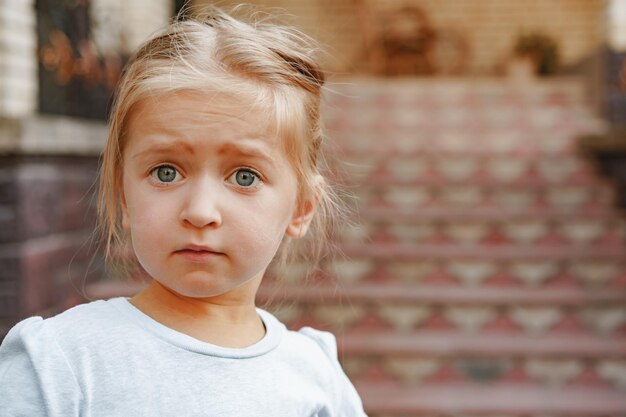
{"left": 1, "top": 0, "right": 626, "bottom": 416}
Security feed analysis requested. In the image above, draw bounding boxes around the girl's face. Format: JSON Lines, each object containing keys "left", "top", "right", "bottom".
{"left": 121, "top": 91, "right": 310, "bottom": 302}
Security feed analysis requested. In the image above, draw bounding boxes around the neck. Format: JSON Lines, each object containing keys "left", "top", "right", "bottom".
{"left": 130, "top": 280, "right": 266, "bottom": 348}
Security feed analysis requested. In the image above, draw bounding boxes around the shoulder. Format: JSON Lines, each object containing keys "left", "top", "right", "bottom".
{"left": 0, "top": 311, "right": 87, "bottom": 414}
{"left": 1, "top": 298, "right": 123, "bottom": 356}
{"left": 296, "top": 326, "right": 339, "bottom": 362}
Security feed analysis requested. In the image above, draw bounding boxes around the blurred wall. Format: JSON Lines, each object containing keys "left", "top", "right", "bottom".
{"left": 0, "top": 0, "right": 172, "bottom": 337}
{"left": 192, "top": 0, "right": 606, "bottom": 75}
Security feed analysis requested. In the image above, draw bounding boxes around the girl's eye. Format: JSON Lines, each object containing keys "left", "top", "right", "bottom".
{"left": 150, "top": 165, "right": 181, "bottom": 183}
{"left": 229, "top": 169, "right": 260, "bottom": 188}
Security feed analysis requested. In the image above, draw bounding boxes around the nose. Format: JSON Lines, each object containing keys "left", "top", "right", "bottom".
{"left": 179, "top": 179, "right": 222, "bottom": 229}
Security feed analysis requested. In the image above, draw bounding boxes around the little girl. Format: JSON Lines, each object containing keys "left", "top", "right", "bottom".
{"left": 0, "top": 8, "right": 367, "bottom": 416}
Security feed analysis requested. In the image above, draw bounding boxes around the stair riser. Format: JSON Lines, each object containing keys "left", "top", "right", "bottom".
{"left": 337, "top": 220, "right": 625, "bottom": 246}
{"left": 351, "top": 185, "right": 615, "bottom": 211}
{"left": 334, "top": 156, "right": 597, "bottom": 184}
{"left": 261, "top": 302, "right": 626, "bottom": 337}
{"left": 270, "top": 259, "right": 626, "bottom": 287}
{"left": 340, "top": 356, "right": 626, "bottom": 390}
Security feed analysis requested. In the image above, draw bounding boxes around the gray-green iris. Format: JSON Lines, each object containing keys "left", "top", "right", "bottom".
{"left": 157, "top": 166, "right": 177, "bottom": 182}
{"left": 236, "top": 170, "right": 255, "bottom": 186}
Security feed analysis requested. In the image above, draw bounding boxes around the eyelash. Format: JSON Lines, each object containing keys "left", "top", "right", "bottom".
{"left": 229, "top": 167, "right": 263, "bottom": 189}
{"left": 149, "top": 164, "right": 182, "bottom": 185}
{"left": 147, "top": 164, "right": 264, "bottom": 189}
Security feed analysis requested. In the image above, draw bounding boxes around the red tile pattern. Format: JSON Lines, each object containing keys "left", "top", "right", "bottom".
{"left": 85, "top": 80, "right": 626, "bottom": 416}
{"left": 262, "top": 79, "right": 626, "bottom": 416}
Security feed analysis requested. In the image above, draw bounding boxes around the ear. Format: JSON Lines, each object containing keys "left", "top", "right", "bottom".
{"left": 286, "top": 175, "right": 324, "bottom": 239}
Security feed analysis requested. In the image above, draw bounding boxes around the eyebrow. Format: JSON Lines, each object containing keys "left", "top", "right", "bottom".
{"left": 131, "top": 138, "right": 276, "bottom": 167}
{"left": 217, "top": 141, "right": 275, "bottom": 165}
{"left": 131, "top": 139, "right": 196, "bottom": 160}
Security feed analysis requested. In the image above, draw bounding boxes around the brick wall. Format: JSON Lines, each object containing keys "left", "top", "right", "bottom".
{"left": 191, "top": 0, "right": 606, "bottom": 75}
{"left": 0, "top": 0, "right": 172, "bottom": 338}
{"left": 0, "top": 117, "right": 109, "bottom": 336}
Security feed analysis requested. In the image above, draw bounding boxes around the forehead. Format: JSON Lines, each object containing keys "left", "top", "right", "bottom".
{"left": 124, "top": 90, "right": 276, "bottom": 145}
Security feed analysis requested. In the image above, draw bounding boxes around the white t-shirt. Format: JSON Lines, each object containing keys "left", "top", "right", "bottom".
{"left": 0, "top": 297, "right": 367, "bottom": 416}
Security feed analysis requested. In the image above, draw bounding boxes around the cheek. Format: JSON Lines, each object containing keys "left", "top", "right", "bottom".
{"left": 125, "top": 187, "right": 175, "bottom": 243}
{"left": 233, "top": 196, "right": 295, "bottom": 253}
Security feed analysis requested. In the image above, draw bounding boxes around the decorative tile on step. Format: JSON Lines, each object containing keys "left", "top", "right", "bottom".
{"left": 383, "top": 261, "right": 438, "bottom": 283}
{"left": 312, "top": 305, "right": 366, "bottom": 331}
{"left": 525, "top": 359, "right": 584, "bottom": 387}
{"left": 376, "top": 305, "right": 433, "bottom": 332}
{"left": 569, "top": 261, "right": 620, "bottom": 288}
{"left": 383, "top": 358, "right": 441, "bottom": 384}
{"left": 386, "top": 223, "right": 438, "bottom": 244}
{"left": 483, "top": 107, "right": 517, "bottom": 127}
{"left": 509, "top": 261, "right": 559, "bottom": 287}
{"left": 456, "top": 358, "right": 512, "bottom": 383}
{"left": 529, "top": 107, "right": 562, "bottom": 129}
{"left": 390, "top": 108, "right": 427, "bottom": 130}
{"left": 438, "top": 133, "right": 471, "bottom": 153}
{"left": 486, "top": 159, "right": 528, "bottom": 182}
{"left": 486, "top": 134, "right": 522, "bottom": 154}
{"left": 341, "top": 357, "right": 371, "bottom": 379}
{"left": 537, "top": 134, "right": 573, "bottom": 154}
{"left": 444, "top": 306, "right": 498, "bottom": 333}
{"left": 268, "top": 304, "right": 302, "bottom": 326}
{"left": 327, "top": 260, "right": 375, "bottom": 284}
{"left": 444, "top": 222, "right": 491, "bottom": 245}
{"left": 341, "top": 158, "right": 379, "bottom": 180}
{"left": 279, "top": 262, "right": 311, "bottom": 284}
{"left": 340, "top": 134, "right": 379, "bottom": 153}
{"left": 393, "top": 137, "right": 424, "bottom": 153}
{"left": 438, "top": 186, "right": 483, "bottom": 207}
{"left": 491, "top": 189, "right": 534, "bottom": 210}
{"left": 509, "top": 307, "right": 563, "bottom": 335}
{"left": 536, "top": 158, "right": 582, "bottom": 182}
{"left": 578, "top": 307, "right": 626, "bottom": 336}
{"left": 545, "top": 187, "right": 590, "bottom": 209}
{"left": 436, "top": 158, "right": 479, "bottom": 182}
{"left": 440, "top": 108, "right": 471, "bottom": 128}
{"left": 384, "top": 187, "right": 432, "bottom": 208}
{"left": 502, "top": 220, "right": 549, "bottom": 245}
{"left": 597, "top": 360, "right": 626, "bottom": 390}
{"left": 387, "top": 159, "right": 428, "bottom": 181}
{"left": 446, "top": 260, "right": 497, "bottom": 287}
{"left": 354, "top": 188, "right": 379, "bottom": 207}
{"left": 336, "top": 223, "right": 371, "bottom": 243}
{"left": 559, "top": 220, "right": 606, "bottom": 244}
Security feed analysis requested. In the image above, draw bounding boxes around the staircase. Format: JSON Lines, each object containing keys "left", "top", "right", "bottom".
{"left": 83, "top": 78, "right": 626, "bottom": 416}
{"left": 260, "top": 78, "right": 626, "bottom": 417}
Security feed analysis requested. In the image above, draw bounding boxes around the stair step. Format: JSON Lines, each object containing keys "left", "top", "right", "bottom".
{"left": 336, "top": 155, "right": 595, "bottom": 184}
{"left": 338, "top": 218, "right": 624, "bottom": 246}
{"left": 339, "top": 331, "right": 626, "bottom": 357}
{"left": 257, "top": 284, "right": 626, "bottom": 305}
{"left": 342, "top": 174, "right": 601, "bottom": 187}
{"left": 341, "top": 243, "right": 625, "bottom": 260}
{"left": 355, "top": 206, "right": 620, "bottom": 221}
{"left": 331, "top": 135, "right": 582, "bottom": 157}
{"left": 354, "top": 381, "right": 626, "bottom": 416}
{"left": 259, "top": 284, "right": 626, "bottom": 336}
{"left": 352, "top": 185, "right": 615, "bottom": 211}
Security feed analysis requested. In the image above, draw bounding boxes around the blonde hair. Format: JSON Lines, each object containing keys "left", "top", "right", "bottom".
{"left": 98, "top": 6, "right": 342, "bottom": 279}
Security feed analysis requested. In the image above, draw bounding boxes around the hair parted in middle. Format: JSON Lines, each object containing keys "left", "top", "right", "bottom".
{"left": 98, "top": 6, "right": 345, "bottom": 279}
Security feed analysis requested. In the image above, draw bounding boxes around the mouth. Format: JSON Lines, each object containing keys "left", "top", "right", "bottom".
{"left": 175, "top": 244, "right": 224, "bottom": 261}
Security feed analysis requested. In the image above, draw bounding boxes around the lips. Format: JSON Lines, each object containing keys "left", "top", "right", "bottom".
{"left": 175, "top": 244, "right": 224, "bottom": 261}
{"left": 179, "top": 244, "right": 221, "bottom": 253}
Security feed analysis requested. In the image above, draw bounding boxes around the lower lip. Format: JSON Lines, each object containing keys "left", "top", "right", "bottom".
{"left": 175, "top": 250, "right": 223, "bottom": 262}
